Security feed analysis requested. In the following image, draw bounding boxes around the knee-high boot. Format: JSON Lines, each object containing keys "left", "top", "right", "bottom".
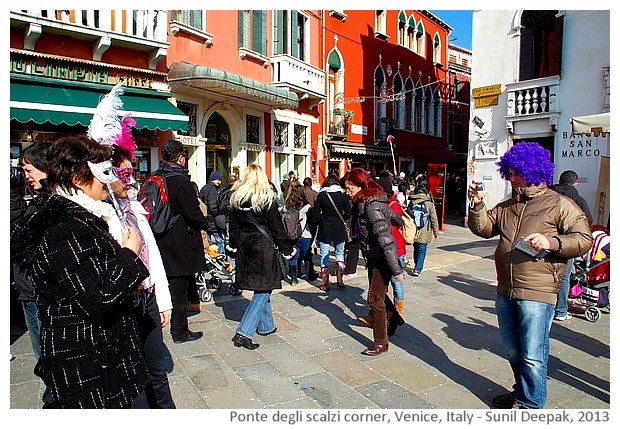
{"left": 289, "top": 264, "right": 299, "bottom": 285}
{"left": 320, "top": 267, "right": 330, "bottom": 291}
{"left": 394, "top": 299, "right": 405, "bottom": 315}
{"left": 306, "top": 262, "right": 319, "bottom": 281}
{"left": 336, "top": 261, "right": 346, "bottom": 289}
{"left": 385, "top": 295, "right": 405, "bottom": 337}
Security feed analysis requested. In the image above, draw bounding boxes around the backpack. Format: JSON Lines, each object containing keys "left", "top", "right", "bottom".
{"left": 137, "top": 172, "right": 180, "bottom": 235}
{"left": 410, "top": 201, "right": 428, "bottom": 229}
{"left": 281, "top": 207, "right": 303, "bottom": 240}
{"left": 400, "top": 208, "right": 419, "bottom": 244}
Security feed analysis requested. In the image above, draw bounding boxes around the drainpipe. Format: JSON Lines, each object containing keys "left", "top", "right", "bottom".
{"left": 319, "top": 9, "right": 328, "bottom": 183}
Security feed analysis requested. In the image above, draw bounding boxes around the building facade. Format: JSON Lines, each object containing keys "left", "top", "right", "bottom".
{"left": 468, "top": 10, "right": 610, "bottom": 226}
{"left": 9, "top": 10, "right": 189, "bottom": 187}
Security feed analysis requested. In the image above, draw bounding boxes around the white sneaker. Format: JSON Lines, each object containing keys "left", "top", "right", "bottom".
{"left": 554, "top": 313, "right": 572, "bottom": 321}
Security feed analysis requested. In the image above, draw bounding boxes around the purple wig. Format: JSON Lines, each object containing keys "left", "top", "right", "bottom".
{"left": 496, "top": 142, "right": 554, "bottom": 186}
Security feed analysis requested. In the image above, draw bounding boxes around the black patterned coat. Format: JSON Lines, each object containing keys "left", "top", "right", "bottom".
{"left": 11, "top": 193, "right": 150, "bottom": 408}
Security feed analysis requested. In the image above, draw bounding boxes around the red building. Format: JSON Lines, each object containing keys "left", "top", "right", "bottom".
{"left": 320, "top": 10, "right": 458, "bottom": 179}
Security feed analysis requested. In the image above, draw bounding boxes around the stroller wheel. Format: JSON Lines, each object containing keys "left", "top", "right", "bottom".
{"left": 229, "top": 283, "right": 242, "bottom": 296}
{"left": 198, "top": 286, "right": 212, "bottom": 303}
{"left": 585, "top": 306, "right": 601, "bottom": 322}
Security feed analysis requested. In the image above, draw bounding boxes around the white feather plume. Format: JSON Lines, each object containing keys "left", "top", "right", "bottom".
{"left": 87, "top": 82, "right": 125, "bottom": 145}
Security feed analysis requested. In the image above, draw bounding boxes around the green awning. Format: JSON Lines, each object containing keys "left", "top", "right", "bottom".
{"left": 167, "top": 62, "right": 298, "bottom": 109}
{"left": 10, "top": 75, "right": 189, "bottom": 131}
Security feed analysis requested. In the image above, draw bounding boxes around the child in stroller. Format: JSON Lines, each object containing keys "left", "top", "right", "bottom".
{"left": 195, "top": 244, "right": 241, "bottom": 302}
{"left": 568, "top": 225, "right": 610, "bottom": 322}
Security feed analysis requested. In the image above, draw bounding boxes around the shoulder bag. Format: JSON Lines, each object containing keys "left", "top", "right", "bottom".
{"left": 326, "top": 192, "right": 351, "bottom": 242}
{"left": 247, "top": 211, "right": 289, "bottom": 279}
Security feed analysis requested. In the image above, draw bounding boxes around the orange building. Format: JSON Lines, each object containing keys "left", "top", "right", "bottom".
{"left": 165, "top": 10, "right": 324, "bottom": 188}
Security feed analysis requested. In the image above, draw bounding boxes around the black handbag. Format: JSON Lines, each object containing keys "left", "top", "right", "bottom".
{"left": 247, "top": 212, "right": 289, "bottom": 280}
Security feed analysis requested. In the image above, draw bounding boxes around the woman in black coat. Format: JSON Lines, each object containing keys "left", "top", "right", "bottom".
{"left": 313, "top": 174, "right": 352, "bottom": 291}
{"left": 342, "top": 168, "right": 405, "bottom": 356}
{"left": 227, "top": 164, "right": 295, "bottom": 350}
{"left": 10, "top": 135, "right": 149, "bottom": 408}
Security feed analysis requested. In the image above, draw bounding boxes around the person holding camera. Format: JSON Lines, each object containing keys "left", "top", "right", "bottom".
{"left": 467, "top": 142, "right": 592, "bottom": 409}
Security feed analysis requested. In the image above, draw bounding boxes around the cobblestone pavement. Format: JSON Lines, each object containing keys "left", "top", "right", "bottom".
{"left": 9, "top": 216, "right": 610, "bottom": 414}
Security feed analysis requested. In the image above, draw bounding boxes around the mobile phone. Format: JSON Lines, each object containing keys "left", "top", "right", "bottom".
{"left": 474, "top": 182, "right": 485, "bottom": 191}
{"left": 513, "top": 236, "right": 549, "bottom": 259}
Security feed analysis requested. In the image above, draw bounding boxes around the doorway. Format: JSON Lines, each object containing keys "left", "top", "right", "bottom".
{"left": 205, "top": 112, "right": 232, "bottom": 185}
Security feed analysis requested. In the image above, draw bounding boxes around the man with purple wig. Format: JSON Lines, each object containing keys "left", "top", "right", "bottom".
{"left": 467, "top": 142, "right": 592, "bottom": 409}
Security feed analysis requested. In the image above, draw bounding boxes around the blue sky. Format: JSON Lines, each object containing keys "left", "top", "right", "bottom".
{"left": 430, "top": 10, "right": 473, "bottom": 51}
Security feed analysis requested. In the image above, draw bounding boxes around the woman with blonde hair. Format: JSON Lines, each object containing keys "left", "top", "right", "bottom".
{"left": 228, "top": 164, "right": 296, "bottom": 350}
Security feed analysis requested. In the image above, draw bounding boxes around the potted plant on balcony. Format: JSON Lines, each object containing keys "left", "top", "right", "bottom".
{"left": 334, "top": 108, "right": 354, "bottom": 135}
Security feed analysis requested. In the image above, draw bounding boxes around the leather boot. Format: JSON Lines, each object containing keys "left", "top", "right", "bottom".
{"left": 289, "top": 264, "right": 299, "bottom": 285}
{"left": 386, "top": 295, "right": 405, "bottom": 337}
{"left": 394, "top": 299, "right": 405, "bottom": 315}
{"left": 306, "top": 263, "right": 319, "bottom": 281}
{"left": 336, "top": 262, "right": 346, "bottom": 289}
{"left": 320, "top": 267, "right": 330, "bottom": 291}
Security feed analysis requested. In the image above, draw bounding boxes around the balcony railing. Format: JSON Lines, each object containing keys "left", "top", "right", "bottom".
{"left": 505, "top": 76, "right": 560, "bottom": 133}
{"left": 328, "top": 119, "right": 349, "bottom": 139}
{"left": 10, "top": 10, "right": 168, "bottom": 68}
{"left": 270, "top": 54, "right": 326, "bottom": 103}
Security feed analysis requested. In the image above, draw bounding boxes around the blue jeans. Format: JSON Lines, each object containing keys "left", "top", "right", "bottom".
{"left": 22, "top": 300, "right": 41, "bottom": 360}
{"left": 389, "top": 255, "right": 406, "bottom": 301}
{"left": 413, "top": 242, "right": 428, "bottom": 273}
{"left": 495, "top": 293, "right": 554, "bottom": 409}
{"left": 555, "top": 258, "right": 573, "bottom": 317}
{"left": 293, "top": 237, "right": 312, "bottom": 267}
{"left": 319, "top": 240, "right": 346, "bottom": 268}
{"left": 236, "top": 291, "right": 275, "bottom": 339}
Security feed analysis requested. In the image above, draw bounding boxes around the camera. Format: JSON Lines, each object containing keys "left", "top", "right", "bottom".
{"left": 474, "top": 182, "right": 485, "bottom": 191}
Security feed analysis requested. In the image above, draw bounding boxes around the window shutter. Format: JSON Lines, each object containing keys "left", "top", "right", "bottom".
{"left": 274, "top": 10, "right": 283, "bottom": 54}
{"left": 192, "top": 11, "right": 202, "bottom": 29}
{"left": 238, "top": 11, "right": 244, "bottom": 47}
{"left": 519, "top": 27, "right": 534, "bottom": 81}
{"left": 291, "top": 10, "right": 299, "bottom": 58}
{"left": 552, "top": 15, "right": 564, "bottom": 76}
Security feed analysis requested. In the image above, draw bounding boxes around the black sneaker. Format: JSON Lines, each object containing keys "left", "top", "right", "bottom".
{"left": 491, "top": 391, "right": 516, "bottom": 409}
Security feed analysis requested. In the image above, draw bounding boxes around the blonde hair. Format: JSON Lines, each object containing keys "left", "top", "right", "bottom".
{"left": 230, "top": 164, "right": 275, "bottom": 211}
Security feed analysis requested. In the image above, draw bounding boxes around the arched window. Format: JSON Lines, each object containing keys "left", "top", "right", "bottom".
{"left": 519, "top": 10, "right": 563, "bottom": 80}
{"left": 407, "top": 16, "right": 416, "bottom": 50}
{"left": 424, "top": 87, "right": 432, "bottom": 134}
{"left": 414, "top": 85, "right": 423, "bottom": 133}
{"left": 327, "top": 49, "right": 345, "bottom": 136}
{"left": 374, "top": 66, "right": 386, "bottom": 140}
{"left": 433, "top": 33, "right": 442, "bottom": 64}
{"left": 393, "top": 74, "right": 404, "bottom": 129}
{"left": 405, "top": 78, "right": 414, "bottom": 130}
{"left": 433, "top": 89, "right": 442, "bottom": 136}
{"left": 416, "top": 22, "right": 425, "bottom": 56}
{"left": 398, "top": 11, "right": 407, "bottom": 46}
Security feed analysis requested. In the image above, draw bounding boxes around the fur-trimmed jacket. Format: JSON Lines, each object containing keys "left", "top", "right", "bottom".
{"left": 353, "top": 193, "right": 404, "bottom": 277}
{"left": 10, "top": 193, "right": 149, "bottom": 408}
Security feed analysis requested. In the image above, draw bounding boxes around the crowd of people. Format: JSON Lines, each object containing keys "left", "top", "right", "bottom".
{"left": 10, "top": 120, "right": 598, "bottom": 410}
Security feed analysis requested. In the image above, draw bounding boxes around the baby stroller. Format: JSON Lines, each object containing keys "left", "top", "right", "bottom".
{"left": 568, "top": 226, "right": 610, "bottom": 322}
{"left": 195, "top": 244, "right": 241, "bottom": 302}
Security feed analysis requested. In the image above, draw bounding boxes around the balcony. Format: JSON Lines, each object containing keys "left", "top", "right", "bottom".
{"left": 10, "top": 10, "right": 169, "bottom": 69}
{"left": 505, "top": 75, "right": 560, "bottom": 133}
{"left": 270, "top": 54, "right": 326, "bottom": 109}
{"left": 328, "top": 119, "right": 349, "bottom": 140}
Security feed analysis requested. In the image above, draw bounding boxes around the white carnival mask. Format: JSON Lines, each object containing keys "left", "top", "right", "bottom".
{"left": 88, "top": 160, "right": 117, "bottom": 184}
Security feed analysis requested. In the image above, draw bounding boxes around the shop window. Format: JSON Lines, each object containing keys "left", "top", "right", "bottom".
{"left": 294, "top": 124, "right": 307, "bottom": 149}
{"left": 246, "top": 114, "right": 260, "bottom": 143}
{"left": 273, "top": 120, "right": 289, "bottom": 147}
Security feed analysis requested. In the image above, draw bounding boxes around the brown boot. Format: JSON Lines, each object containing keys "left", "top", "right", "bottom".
{"left": 356, "top": 313, "right": 373, "bottom": 326}
{"left": 320, "top": 267, "right": 330, "bottom": 291}
{"left": 336, "top": 262, "right": 346, "bottom": 289}
{"left": 394, "top": 299, "right": 405, "bottom": 315}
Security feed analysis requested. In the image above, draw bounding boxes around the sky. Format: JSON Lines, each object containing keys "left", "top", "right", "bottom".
{"left": 430, "top": 10, "right": 473, "bottom": 51}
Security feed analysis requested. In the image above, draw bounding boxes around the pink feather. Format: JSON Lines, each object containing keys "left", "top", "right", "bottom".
{"left": 114, "top": 113, "right": 137, "bottom": 159}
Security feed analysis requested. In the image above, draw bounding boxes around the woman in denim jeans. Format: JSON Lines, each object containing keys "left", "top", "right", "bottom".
{"left": 228, "top": 165, "right": 296, "bottom": 350}
{"left": 313, "top": 174, "right": 351, "bottom": 291}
